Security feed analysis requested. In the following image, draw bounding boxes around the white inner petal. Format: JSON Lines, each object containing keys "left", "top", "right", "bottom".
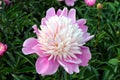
{"left": 38, "top": 16, "right": 84, "bottom": 59}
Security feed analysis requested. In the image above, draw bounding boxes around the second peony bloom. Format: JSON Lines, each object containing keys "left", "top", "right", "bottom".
{"left": 0, "top": 42, "right": 7, "bottom": 56}
{"left": 22, "top": 7, "right": 94, "bottom": 76}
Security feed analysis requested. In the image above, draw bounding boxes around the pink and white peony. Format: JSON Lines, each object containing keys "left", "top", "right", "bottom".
{"left": 22, "top": 7, "right": 94, "bottom": 76}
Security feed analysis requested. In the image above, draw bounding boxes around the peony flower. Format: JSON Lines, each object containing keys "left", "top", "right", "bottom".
{"left": 22, "top": 7, "right": 94, "bottom": 76}
{"left": 84, "top": 0, "right": 96, "bottom": 6}
{"left": 58, "top": 0, "right": 77, "bottom": 6}
{"left": 4, "top": 0, "right": 11, "bottom": 5}
{"left": 0, "top": 42, "right": 7, "bottom": 56}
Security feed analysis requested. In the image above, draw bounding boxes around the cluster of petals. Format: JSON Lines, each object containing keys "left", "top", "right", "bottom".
{"left": 58, "top": 0, "right": 76, "bottom": 6}
{"left": 84, "top": 0, "right": 96, "bottom": 6}
{"left": 0, "top": 42, "right": 7, "bottom": 56}
{"left": 22, "top": 7, "right": 94, "bottom": 76}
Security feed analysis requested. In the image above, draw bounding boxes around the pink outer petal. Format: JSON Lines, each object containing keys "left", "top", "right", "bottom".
{"left": 65, "top": 0, "right": 76, "bottom": 6}
{"left": 36, "top": 57, "right": 59, "bottom": 76}
{"left": 41, "top": 18, "right": 47, "bottom": 26}
{"left": 32, "top": 44, "right": 49, "bottom": 57}
{"left": 32, "top": 25, "right": 41, "bottom": 35}
{"left": 57, "top": 9, "right": 62, "bottom": 16}
{"left": 58, "top": 59, "right": 79, "bottom": 74}
{"left": 77, "top": 19, "right": 86, "bottom": 25}
{"left": 64, "top": 57, "right": 81, "bottom": 64}
{"left": 22, "top": 38, "right": 38, "bottom": 55}
{"left": 59, "top": 8, "right": 68, "bottom": 17}
{"left": 46, "top": 7, "right": 56, "bottom": 19}
{"left": 77, "top": 19, "right": 94, "bottom": 42}
{"left": 68, "top": 8, "right": 76, "bottom": 23}
{"left": 83, "top": 33, "right": 94, "bottom": 42}
{"left": 77, "top": 19, "right": 88, "bottom": 32}
{"left": 76, "top": 46, "right": 91, "bottom": 66}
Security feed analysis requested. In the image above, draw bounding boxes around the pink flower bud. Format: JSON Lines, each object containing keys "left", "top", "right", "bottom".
{"left": 84, "top": 0, "right": 96, "bottom": 6}
{"left": 0, "top": 42, "right": 7, "bottom": 56}
{"left": 4, "top": 0, "right": 11, "bottom": 5}
{"left": 58, "top": 0, "right": 76, "bottom": 6}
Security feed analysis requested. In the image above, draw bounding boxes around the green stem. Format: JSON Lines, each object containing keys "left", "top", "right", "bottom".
{"left": 58, "top": 67, "right": 69, "bottom": 80}
{"left": 63, "top": 71, "right": 67, "bottom": 80}
{"left": 97, "top": 10, "right": 100, "bottom": 31}
{"left": 94, "top": 9, "right": 101, "bottom": 47}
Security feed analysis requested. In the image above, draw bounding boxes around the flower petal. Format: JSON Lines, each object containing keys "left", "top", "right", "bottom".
{"left": 32, "top": 25, "right": 41, "bottom": 36}
{"left": 36, "top": 57, "right": 59, "bottom": 76}
{"left": 32, "top": 44, "right": 49, "bottom": 57}
{"left": 58, "top": 59, "right": 79, "bottom": 74}
{"left": 77, "top": 46, "right": 91, "bottom": 66}
{"left": 77, "top": 19, "right": 86, "bottom": 24}
{"left": 64, "top": 57, "right": 82, "bottom": 64}
{"left": 77, "top": 19, "right": 88, "bottom": 32}
{"left": 57, "top": 9, "right": 62, "bottom": 16}
{"left": 41, "top": 18, "right": 47, "bottom": 26}
{"left": 22, "top": 38, "right": 38, "bottom": 55}
{"left": 46, "top": 7, "right": 56, "bottom": 19}
{"left": 59, "top": 7, "right": 68, "bottom": 17}
{"left": 83, "top": 33, "right": 94, "bottom": 42}
{"left": 68, "top": 8, "right": 76, "bottom": 22}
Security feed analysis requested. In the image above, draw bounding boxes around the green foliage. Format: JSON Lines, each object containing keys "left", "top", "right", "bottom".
{"left": 0, "top": 0, "right": 120, "bottom": 80}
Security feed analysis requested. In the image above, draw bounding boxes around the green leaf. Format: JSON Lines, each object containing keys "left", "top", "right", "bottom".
{"left": 108, "top": 58, "right": 119, "bottom": 65}
{"left": 12, "top": 74, "right": 21, "bottom": 80}
{"left": 18, "top": 67, "right": 35, "bottom": 73}
{"left": 117, "top": 48, "right": 120, "bottom": 57}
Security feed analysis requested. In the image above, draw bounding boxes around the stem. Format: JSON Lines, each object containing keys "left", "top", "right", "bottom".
{"left": 69, "top": 74, "right": 72, "bottom": 80}
{"left": 94, "top": 9, "right": 101, "bottom": 47}
{"left": 63, "top": 71, "right": 67, "bottom": 80}
{"left": 58, "top": 67, "right": 69, "bottom": 80}
{"left": 97, "top": 9, "right": 100, "bottom": 31}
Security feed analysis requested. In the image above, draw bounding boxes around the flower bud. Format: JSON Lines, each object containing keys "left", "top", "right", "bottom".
{"left": 0, "top": 42, "right": 7, "bottom": 56}
{"left": 116, "top": 31, "right": 119, "bottom": 35}
{"left": 84, "top": 0, "right": 96, "bottom": 6}
{"left": 4, "top": 0, "right": 11, "bottom": 5}
{"left": 97, "top": 3, "right": 103, "bottom": 10}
